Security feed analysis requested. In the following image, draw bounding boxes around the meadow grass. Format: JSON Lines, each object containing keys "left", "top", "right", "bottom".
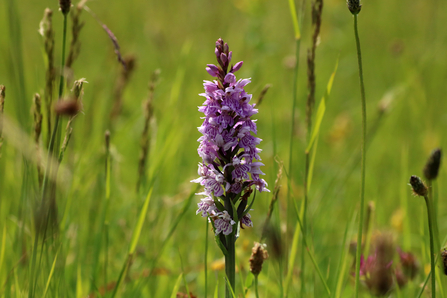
{"left": 1, "top": 0, "right": 447, "bottom": 297}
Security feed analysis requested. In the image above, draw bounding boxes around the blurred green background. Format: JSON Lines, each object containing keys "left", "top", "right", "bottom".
{"left": 1, "top": 0, "right": 447, "bottom": 296}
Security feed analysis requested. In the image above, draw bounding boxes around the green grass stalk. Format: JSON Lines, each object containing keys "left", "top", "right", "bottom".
{"left": 40, "top": 10, "right": 68, "bottom": 211}
{"left": 0, "top": 85, "right": 5, "bottom": 159}
{"left": 302, "top": 1, "right": 323, "bottom": 294}
{"left": 29, "top": 11, "right": 69, "bottom": 298}
{"left": 352, "top": 12, "right": 367, "bottom": 298}
{"left": 286, "top": 0, "right": 302, "bottom": 239}
{"left": 424, "top": 194, "right": 437, "bottom": 298}
{"left": 254, "top": 275, "right": 260, "bottom": 298}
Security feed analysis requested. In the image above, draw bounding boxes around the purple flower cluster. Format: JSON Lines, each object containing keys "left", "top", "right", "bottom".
{"left": 192, "top": 38, "right": 268, "bottom": 236}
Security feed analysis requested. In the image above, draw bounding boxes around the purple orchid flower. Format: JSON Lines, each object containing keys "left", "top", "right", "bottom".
{"left": 192, "top": 38, "right": 269, "bottom": 236}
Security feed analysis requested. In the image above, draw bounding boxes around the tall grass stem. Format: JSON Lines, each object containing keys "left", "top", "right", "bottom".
{"left": 424, "top": 195, "right": 436, "bottom": 298}
{"left": 353, "top": 13, "right": 367, "bottom": 298}
{"left": 40, "top": 13, "right": 68, "bottom": 201}
{"left": 254, "top": 275, "right": 260, "bottom": 298}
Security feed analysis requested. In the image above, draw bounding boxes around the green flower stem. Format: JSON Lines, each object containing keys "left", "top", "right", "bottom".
{"left": 225, "top": 232, "right": 236, "bottom": 298}
{"left": 353, "top": 13, "right": 367, "bottom": 298}
{"left": 424, "top": 195, "right": 436, "bottom": 298}
{"left": 254, "top": 275, "right": 260, "bottom": 298}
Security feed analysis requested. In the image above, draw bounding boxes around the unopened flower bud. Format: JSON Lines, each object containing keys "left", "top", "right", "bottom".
{"left": 220, "top": 53, "right": 228, "bottom": 64}
{"left": 231, "top": 61, "right": 243, "bottom": 73}
{"left": 423, "top": 148, "right": 442, "bottom": 181}
{"left": 409, "top": 175, "right": 428, "bottom": 197}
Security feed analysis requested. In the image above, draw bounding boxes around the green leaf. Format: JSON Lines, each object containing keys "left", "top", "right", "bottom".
{"left": 245, "top": 273, "right": 254, "bottom": 290}
{"left": 224, "top": 275, "right": 237, "bottom": 298}
{"left": 242, "top": 190, "right": 257, "bottom": 218}
{"left": 213, "top": 196, "right": 225, "bottom": 212}
{"left": 214, "top": 280, "right": 219, "bottom": 298}
{"left": 215, "top": 233, "right": 228, "bottom": 256}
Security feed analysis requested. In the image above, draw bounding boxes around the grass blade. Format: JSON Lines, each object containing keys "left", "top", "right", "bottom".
{"left": 306, "top": 59, "right": 339, "bottom": 154}
{"left": 293, "top": 199, "right": 331, "bottom": 297}
{"left": 334, "top": 210, "right": 357, "bottom": 298}
{"left": 170, "top": 273, "right": 183, "bottom": 298}
{"left": 111, "top": 187, "right": 153, "bottom": 297}
{"left": 0, "top": 225, "right": 5, "bottom": 272}
{"left": 42, "top": 250, "right": 59, "bottom": 298}
{"left": 287, "top": 0, "right": 301, "bottom": 40}
{"left": 129, "top": 187, "right": 154, "bottom": 254}
{"left": 306, "top": 133, "right": 319, "bottom": 191}
{"left": 284, "top": 219, "right": 301, "bottom": 294}
{"left": 214, "top": 280, "right": 219, "bottom": 298}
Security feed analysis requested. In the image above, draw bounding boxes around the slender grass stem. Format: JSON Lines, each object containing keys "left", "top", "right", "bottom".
{"left": 424, "top": 195, "right": 436, "bottom": 298}
{"left": 353, "top": 13, "right": 367, "bottom": 298}
{"left": 29, "top": 12, "right": 69, "bottom": 298}
{"left": 286, "top": 0, "right": 303, "bottom": 294}
{"left": 287, "top": 36, "right": 301, "bottom": 219}
{"left": 286, "top": 0, "right": 303, "bottom": 243}
{"left": 40, "top": 13, "right": 68, "bottom": 202}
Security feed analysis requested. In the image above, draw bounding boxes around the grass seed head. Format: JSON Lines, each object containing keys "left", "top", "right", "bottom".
{"left": 59, "top": 0, "right": 71, "bottom": 15}
{"left": 347, "top": 0, "right": 362, "bottom": 15}
{"left": 54, "top": 98, "right": 81, "bottom": 116}
{"left": 397, "top": 248, "right": 419, "bottom": 280}
{"left": 249, "top": 242, "right": 269, "bottom": 276}
{"left": 423, "top": 148, "right": 442, "bottom": 181}
{"left": 409, "top": 175, "right": 428, "bottom": 197}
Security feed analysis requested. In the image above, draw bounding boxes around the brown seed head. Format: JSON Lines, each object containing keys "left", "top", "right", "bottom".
{"left": 249, "top": 242, "right": 269, "bottom": 276}
{"left": 347, "top": 0, "right": 362, "bottom": 15}
{"left": 397, "top": 248, "right": 419, "bottom": 280}
{"left": 54, "top": 98, "right": 81, "bottom": 116}
{"left": 423, "top": 148, "right": 442, "bottom": 181}
{"left": 367, "top": 233, "right": 395, "bottom": 296}
{"left": 59, "top": 0, "right": 71, "bottom": 15}
{"left": 409, "top": 175, "right": 428, "bottom": 197}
